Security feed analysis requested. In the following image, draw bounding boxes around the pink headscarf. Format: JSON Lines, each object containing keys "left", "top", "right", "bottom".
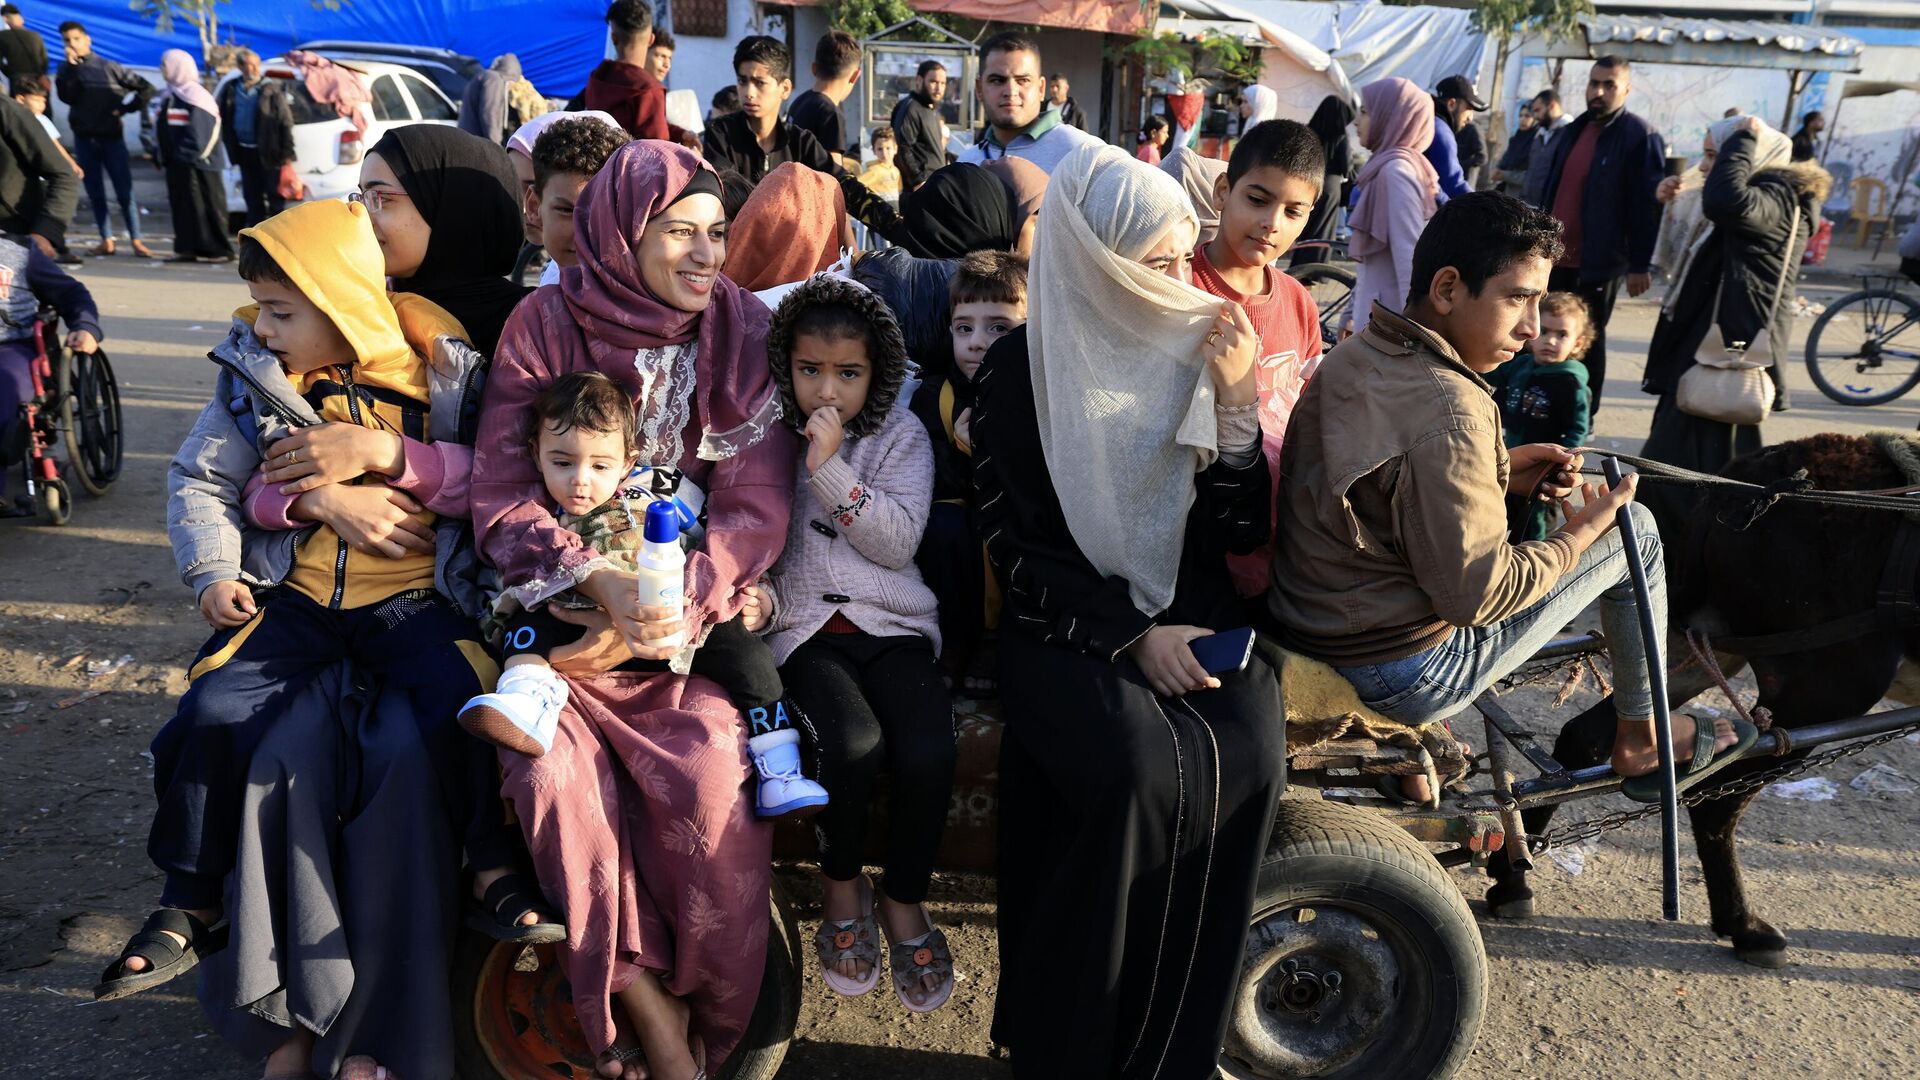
{"left": 160, "top": 49, "right": 217, "bottom": 118}
{"left": 1349, "top": 78, "right": 1439, "bottom": 257}
{"left": 558, "top": 139, "right": 779, "bottom": 461}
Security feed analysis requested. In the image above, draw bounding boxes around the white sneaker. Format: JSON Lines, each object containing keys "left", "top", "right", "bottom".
{"left": 459, "top": 665, "right": 568, "bottom": 757}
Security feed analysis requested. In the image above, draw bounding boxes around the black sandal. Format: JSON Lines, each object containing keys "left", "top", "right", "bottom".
{"left": 93, "top": 908, "right": 227, "bottom": 1001}
{"left": 466, "top": 873, "right": 567, "bottom": 944}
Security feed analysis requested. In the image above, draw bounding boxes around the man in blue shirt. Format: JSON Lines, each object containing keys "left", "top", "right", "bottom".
{"left": 1424, "top": 74, "right": 1487, "bottom": 201}
{"left": 215, "top": 49, "right": 293, "bottom": 226}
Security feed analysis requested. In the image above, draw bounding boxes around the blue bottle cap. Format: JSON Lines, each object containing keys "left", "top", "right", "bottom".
{"left": 643, "top": 501, "right": 680, "bottom": 544}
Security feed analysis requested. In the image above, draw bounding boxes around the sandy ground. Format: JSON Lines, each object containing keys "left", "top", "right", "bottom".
{"left": 2, "top": 205, "right": 1919, "bottom": 1079}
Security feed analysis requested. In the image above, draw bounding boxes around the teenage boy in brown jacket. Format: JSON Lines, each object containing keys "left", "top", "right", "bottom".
{"left": 1270, "top": 192, "right": 1751, "bottom": 804}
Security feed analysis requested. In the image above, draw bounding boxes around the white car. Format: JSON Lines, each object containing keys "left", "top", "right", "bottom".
{"left": 216, "top": 57, "right": 459, "bottom": 214}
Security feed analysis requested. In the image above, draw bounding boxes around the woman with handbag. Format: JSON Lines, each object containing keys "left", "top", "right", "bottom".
{"left": 1638, "top": 114, "right": 1829, "bottom": 533}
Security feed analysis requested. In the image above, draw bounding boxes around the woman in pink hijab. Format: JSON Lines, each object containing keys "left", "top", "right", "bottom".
{"left": 472, "top": 140, "right": 796, "bottom": 1080}
{"left": 1346, "top": 77, "right": 1440, "bottom": 332}
{"left": 157, "top": 49, "right": 233, "bottom": 261}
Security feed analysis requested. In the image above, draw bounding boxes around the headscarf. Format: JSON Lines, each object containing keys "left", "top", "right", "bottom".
{"left": 1709, "top": 114, "right": 1794, "bottom": 173}
{"left": 1028, "top": 142, "right": 1222, "bottom": 616}
{"left": 1307, "top": 94, "right": 1356, "bottom": 178}
{"left": 1241, "top": 85, "right": 1278, "bottom": 133}
{"left": 981, "top": 157, "right": 1048, "bottom": 235}
{"left": 901, "top": 163, "right": 1016, "bottom": 259}
{"left": 160, "top": 50, "right": 217, "bottom": 118}
{"left": 1159, "top": 146, "right": 1227, "bottom": 246}
{"left": 1663, "top": 115, "right": 1799, "bottom": 315}
{"left": 561, "top": 139, "right": 778, "bottom": 462}
{"left": 507, "top": 109, "right": 623, "bottom": 157}
{"left": 723, "top": 163, "right": 846, "bottom": 293}
{"left": 371, "top": 125, "right": 531, "bottom": 356}
{"left": 1350, "top": 78, "right": 1439, "bottom": 260}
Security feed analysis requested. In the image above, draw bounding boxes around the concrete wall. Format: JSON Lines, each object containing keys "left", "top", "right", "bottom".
{"left": 664, "top": 0, "right": 769, "bottom": 124}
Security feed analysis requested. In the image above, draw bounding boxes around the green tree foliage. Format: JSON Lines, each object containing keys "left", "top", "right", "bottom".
{"left": 1120, "top": 30, "right": 1262, "bottom": 89}
{"left": 127, "top": 0, "right": 230, "bottom": 63}
{"left": 825, "top": 0, "right": 959, "bottom": 43}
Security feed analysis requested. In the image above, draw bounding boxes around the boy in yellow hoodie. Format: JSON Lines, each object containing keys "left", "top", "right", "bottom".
{"left": 99, "top": 200, "right": 559, "bottom": 1008}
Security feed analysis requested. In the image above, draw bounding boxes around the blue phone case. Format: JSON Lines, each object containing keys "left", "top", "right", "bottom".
{"left": 1191, "top": 627, "right": 1255, "bottom": 675}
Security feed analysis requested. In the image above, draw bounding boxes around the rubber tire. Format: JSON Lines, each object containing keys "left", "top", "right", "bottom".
{"left": 1802, "top": 286, "right": 1920, "bottom": 406}
{"left": 1286, "top": 263, "right": 1357, "bottom": 352}
{"left": 513, "top": 242, "right": 549, "bottom": 289}
{"left": 1221, "top": 800, "right": 1487, "bottom": 1080}
{"left": 450, "top": 889, "right": 800, "bottom": 1080}
{"left": 38, "top": 476, "right": 70, "bottom": 525}
{"left": 60, "top": 348, "right": 124, "bottom": 495}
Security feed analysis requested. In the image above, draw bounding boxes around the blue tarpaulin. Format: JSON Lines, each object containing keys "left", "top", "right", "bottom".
{"left": 18, "top": 0, "right": 610, "bottom": 95}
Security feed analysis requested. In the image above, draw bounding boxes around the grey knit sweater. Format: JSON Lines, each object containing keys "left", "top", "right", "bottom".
{"left": 763, "top": 402, "right": 941, "bottom": 665}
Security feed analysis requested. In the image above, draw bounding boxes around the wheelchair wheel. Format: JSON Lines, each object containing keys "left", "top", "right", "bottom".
{"left": 59, "top": 348, "right": 124, "bottom": 495}
{"left": 38, "top": 476, "right": 70, "bottom": 525}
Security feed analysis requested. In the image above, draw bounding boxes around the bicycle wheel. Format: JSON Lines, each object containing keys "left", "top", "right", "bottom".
{"left": 1803, "top": 287, "right": 1920, "bottom": 406}
{"left": 60, "top": 348, "right": 124, "bottom": 495}
{"left": 512, "top": 242, "right": 550, "bottom": 289}
{"left": 1287, "top": 263, "right": 1356, "bottom": 352}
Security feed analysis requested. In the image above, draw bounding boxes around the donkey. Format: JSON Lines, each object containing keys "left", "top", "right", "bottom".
{"left": 1484, "top": 432, "right": 1920, "bottom": 968}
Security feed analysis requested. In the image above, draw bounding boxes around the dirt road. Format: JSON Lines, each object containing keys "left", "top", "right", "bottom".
{"left": 2, "top": 251, "right": 1918, "bottom": 1080}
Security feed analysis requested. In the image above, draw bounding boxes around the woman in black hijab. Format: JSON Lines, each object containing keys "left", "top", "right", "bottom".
{"left": 899, "top": 163, "right": 1016, "bottom": 259}
{"left": 358, "top": 125, "right": 531, "bottom": 356}
{"left": 1291, "top": 94, "right": 1356, "bottom": 267}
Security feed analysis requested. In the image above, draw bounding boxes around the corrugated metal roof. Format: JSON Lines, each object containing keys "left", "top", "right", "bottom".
{"left": 1580, "top": 16, "right": 1866, "bottom": 58}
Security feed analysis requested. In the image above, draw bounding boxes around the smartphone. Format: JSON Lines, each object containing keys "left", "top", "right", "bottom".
{"left": 1189, "top": 627, "right": 1255, "bottom": 675}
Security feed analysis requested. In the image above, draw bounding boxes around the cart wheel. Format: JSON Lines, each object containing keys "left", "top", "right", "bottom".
{"left": 60, "top": 349, "right": 124, "bottom": 495}
{"left": 1220, "top": 801, "right": 1487, "bottom": 1080}
{"left": 452, "top": 887, "right": 800, "bottom": 1080}
{"left": 38, "top": 477, "right": 70, "bottom": 525}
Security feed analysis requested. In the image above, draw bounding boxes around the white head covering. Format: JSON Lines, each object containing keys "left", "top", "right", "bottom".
{"left": 1028, "top": 142, "right": 1223, "bottom": 616}
{"left": 1662, "top": 114, "right": 1797, "bottom": 313}
{"left": 506, "top": 110, "right": 623, "bottom": 157}
{"left": 1241, "top": 85, "right": 1279, "bottom": 134}
{"left": 1707, "top": 114, "right": 1793, "bottom": 172}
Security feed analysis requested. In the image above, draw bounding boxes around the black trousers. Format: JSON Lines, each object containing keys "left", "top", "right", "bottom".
{"left": 780, "top": 630, "right": 955, "bottom": 903}
{"left": 992, "top": 636, "right": 1287, "bottom": 1080}
{"left": 1548, "top": 267, "right": 1620, "bottom": 417}
{"left": 504, "top": 606, "right": 788, "bottom": 725}
{"left": 165, "top": 162, "right": 233, "bottom": 258}
{"left": 149, "top": 588, "right": 511, "bottom": 908}
{"left": 236, "top": 148, "right": 286, "bottom": 226}
{"left": 914, "top": 502, "right": 986, "bottom": 669}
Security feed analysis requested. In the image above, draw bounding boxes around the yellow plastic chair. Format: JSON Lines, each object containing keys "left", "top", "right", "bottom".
{"left": 1849, "top": 176, "right": 1891, "bottom": 246}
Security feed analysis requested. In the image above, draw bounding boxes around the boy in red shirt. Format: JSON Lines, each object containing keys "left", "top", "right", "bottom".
{"left": 1192, "top": 118, "right": 1327, "bottom": 594}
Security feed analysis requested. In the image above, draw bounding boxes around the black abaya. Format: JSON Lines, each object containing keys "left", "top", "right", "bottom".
{"left": 166, "top": 162, "right": 232, "bottom": 258}
{"left": 973, "top": 328, "right": 1288, "bottom": 1078}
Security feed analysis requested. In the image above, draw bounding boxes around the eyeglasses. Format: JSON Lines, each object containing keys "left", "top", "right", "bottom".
{"left": 348, "top": 187, "right": 410, "bottom": 213}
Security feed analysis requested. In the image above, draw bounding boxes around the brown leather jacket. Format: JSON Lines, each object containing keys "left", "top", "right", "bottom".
{"left": 1267, "top": 303, "right": 1577, "bottom": 665}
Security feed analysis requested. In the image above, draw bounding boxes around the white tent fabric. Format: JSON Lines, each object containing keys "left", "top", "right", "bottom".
{"left": 1217, "top": 0, "right": 1491, "bottom": 101}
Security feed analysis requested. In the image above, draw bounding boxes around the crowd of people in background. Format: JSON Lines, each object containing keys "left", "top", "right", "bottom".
{"left": 0, "top": 1, "right": 1851, "bottom": 1077}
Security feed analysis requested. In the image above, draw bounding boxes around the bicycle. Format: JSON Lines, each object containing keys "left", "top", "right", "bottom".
{"left": 1802, "top": 268, "right": 1920, "bottom": 406}
{"left": 512, "top": 241, "right": 550, "bottom": 289}
{"left": 1285, "top": 238, "right": 1355, "bottom": 352}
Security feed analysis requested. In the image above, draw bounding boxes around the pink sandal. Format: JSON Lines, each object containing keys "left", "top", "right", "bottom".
{"left": 813, "top": 876, "right": 883, "bottom": 996}
{"left": 882, "top": 902, "right": 955, "bottom": 1013}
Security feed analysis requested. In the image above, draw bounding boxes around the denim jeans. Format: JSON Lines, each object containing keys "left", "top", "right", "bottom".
{"left": 1337, "top": 501, "right": 1664, "bottom": 725}
{"left": 73, "top": 135, "right": 141, "bottom": 241}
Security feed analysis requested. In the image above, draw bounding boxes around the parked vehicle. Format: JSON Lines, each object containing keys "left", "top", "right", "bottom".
{"left": 213, "top": 57, "right": 460, "bottom": 217}
{"left": 291, "top": 41, "right": 482, "bottom": 108}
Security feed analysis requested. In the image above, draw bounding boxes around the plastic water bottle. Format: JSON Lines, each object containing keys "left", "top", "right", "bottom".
{"left": 634, "top": 501, "right": 686, "bottom": 649}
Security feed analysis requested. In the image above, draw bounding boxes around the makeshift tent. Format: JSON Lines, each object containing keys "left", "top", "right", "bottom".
{"left": 17, "top": 0, "right": 606, "bottom": 95}
{"left": 1221, "top": 0, "right": 1490, "bottom": 100}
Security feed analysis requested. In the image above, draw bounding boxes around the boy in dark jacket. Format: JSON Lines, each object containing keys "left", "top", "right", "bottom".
{"left": 909, "top": 250, "right": 1025, "bottom": 692}
{"left": 53, "top": 20, "right": 151, "bottom": 256}
{"left": 706, "top": 35, "right": 905, "bottom": 244}
{"left": 1486, "top": 291, "right": 1592, "bottom": 539}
